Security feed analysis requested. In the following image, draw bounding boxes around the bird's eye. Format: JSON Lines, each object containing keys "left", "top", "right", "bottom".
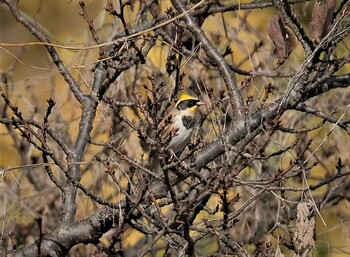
{"left": 177, "top": 99, "right": 198, "bottom": 110}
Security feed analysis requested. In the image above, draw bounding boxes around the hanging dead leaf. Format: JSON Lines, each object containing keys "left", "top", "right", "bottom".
{"left": 311, "top": 0, "right": 335, "bottom": 43}
{"left": 267, "top": 13, "right": 297, "bottom": 65}
{"left": 293, "top": 202, "right": 315, "bottom": 256}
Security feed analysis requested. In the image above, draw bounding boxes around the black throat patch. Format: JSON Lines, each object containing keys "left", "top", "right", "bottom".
{"left": 182, "top": 115, "right": 195, "bottom": 129}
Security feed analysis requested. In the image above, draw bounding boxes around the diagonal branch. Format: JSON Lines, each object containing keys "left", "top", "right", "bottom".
{"left": 194, "top": 74, "right": 350, "bottom": 169}
{"left": 2, "top": 0, "right": 84, "bottom": 104}
{"left": 295, "top": 104, "right": 350, "bottom": 134}
{"left": 171, "top": 0, "right": 245, "bottom": 122}
{"left": 273, "top": 0, "right": 314, "bottom": 56}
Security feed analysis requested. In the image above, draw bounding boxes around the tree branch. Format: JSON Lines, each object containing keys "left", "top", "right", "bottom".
{"left": 2, "top": 0, "right": 84, "bottom": 104}
{"left": 195, "top": 74, "right": 350, "bottom": 169}
{"left": 171, "top": 0, "right": 245, "bottom": 122}
{"left": 7, "top": 207, "right": 124, "bottom": 257}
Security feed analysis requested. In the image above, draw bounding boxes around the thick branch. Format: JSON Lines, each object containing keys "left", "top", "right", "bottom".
{"left": 195, "top": 74, "right": 350, "bottom": 169}
{"left": 7, "top": 207, "right": 123, "bottom": 257}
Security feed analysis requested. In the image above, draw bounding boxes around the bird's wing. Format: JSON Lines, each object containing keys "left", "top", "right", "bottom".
{"left": 159, "top": 111, "right": 179, "bottom": 142}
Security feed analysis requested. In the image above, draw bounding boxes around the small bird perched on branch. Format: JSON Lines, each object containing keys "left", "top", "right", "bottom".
{"left": 161, "top": 91, "right": 205, "bottom": 153}
{"left": 150, "top": 91, "right": 205, "bottom": 170}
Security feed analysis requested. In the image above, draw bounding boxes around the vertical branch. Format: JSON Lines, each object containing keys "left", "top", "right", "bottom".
{"left": 2, "top": 0, "right": 110, "bottom": 223}
{"left": 61, "top": 61, "right": 108, "bottom": 223}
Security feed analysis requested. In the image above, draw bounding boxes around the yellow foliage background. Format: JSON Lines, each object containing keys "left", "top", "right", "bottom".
{"left": 1, "top": 0, "right": 349, "bottom": 256}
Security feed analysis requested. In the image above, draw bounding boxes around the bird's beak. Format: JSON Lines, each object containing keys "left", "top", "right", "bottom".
{"left": 197, "top": 101, "right": 205, "bottom": 106}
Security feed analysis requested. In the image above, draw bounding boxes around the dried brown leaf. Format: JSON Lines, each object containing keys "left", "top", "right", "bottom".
{"left": 267, "top": 13, "right": 297, "bottom": 65}
{"left": 293, "top": 202, "right": 315, "bottom": 256}
{"left": 311, "top": 0, "right": 336, "bottom": 43}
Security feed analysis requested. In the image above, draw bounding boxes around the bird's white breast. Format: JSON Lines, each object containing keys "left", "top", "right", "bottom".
{"left": 167, "top": 111, "right": 193, "bottom": 153}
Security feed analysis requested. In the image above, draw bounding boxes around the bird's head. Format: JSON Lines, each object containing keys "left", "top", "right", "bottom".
{"left": 175, "top": 92, "right": 205, "bottom": 114}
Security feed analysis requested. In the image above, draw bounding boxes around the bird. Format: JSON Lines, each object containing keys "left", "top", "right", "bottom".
{"left": 149, "top": 91, "right": 205, "bottom": 170}
{"left": 160, "top": 91, "right": 205, "bottom": 154}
